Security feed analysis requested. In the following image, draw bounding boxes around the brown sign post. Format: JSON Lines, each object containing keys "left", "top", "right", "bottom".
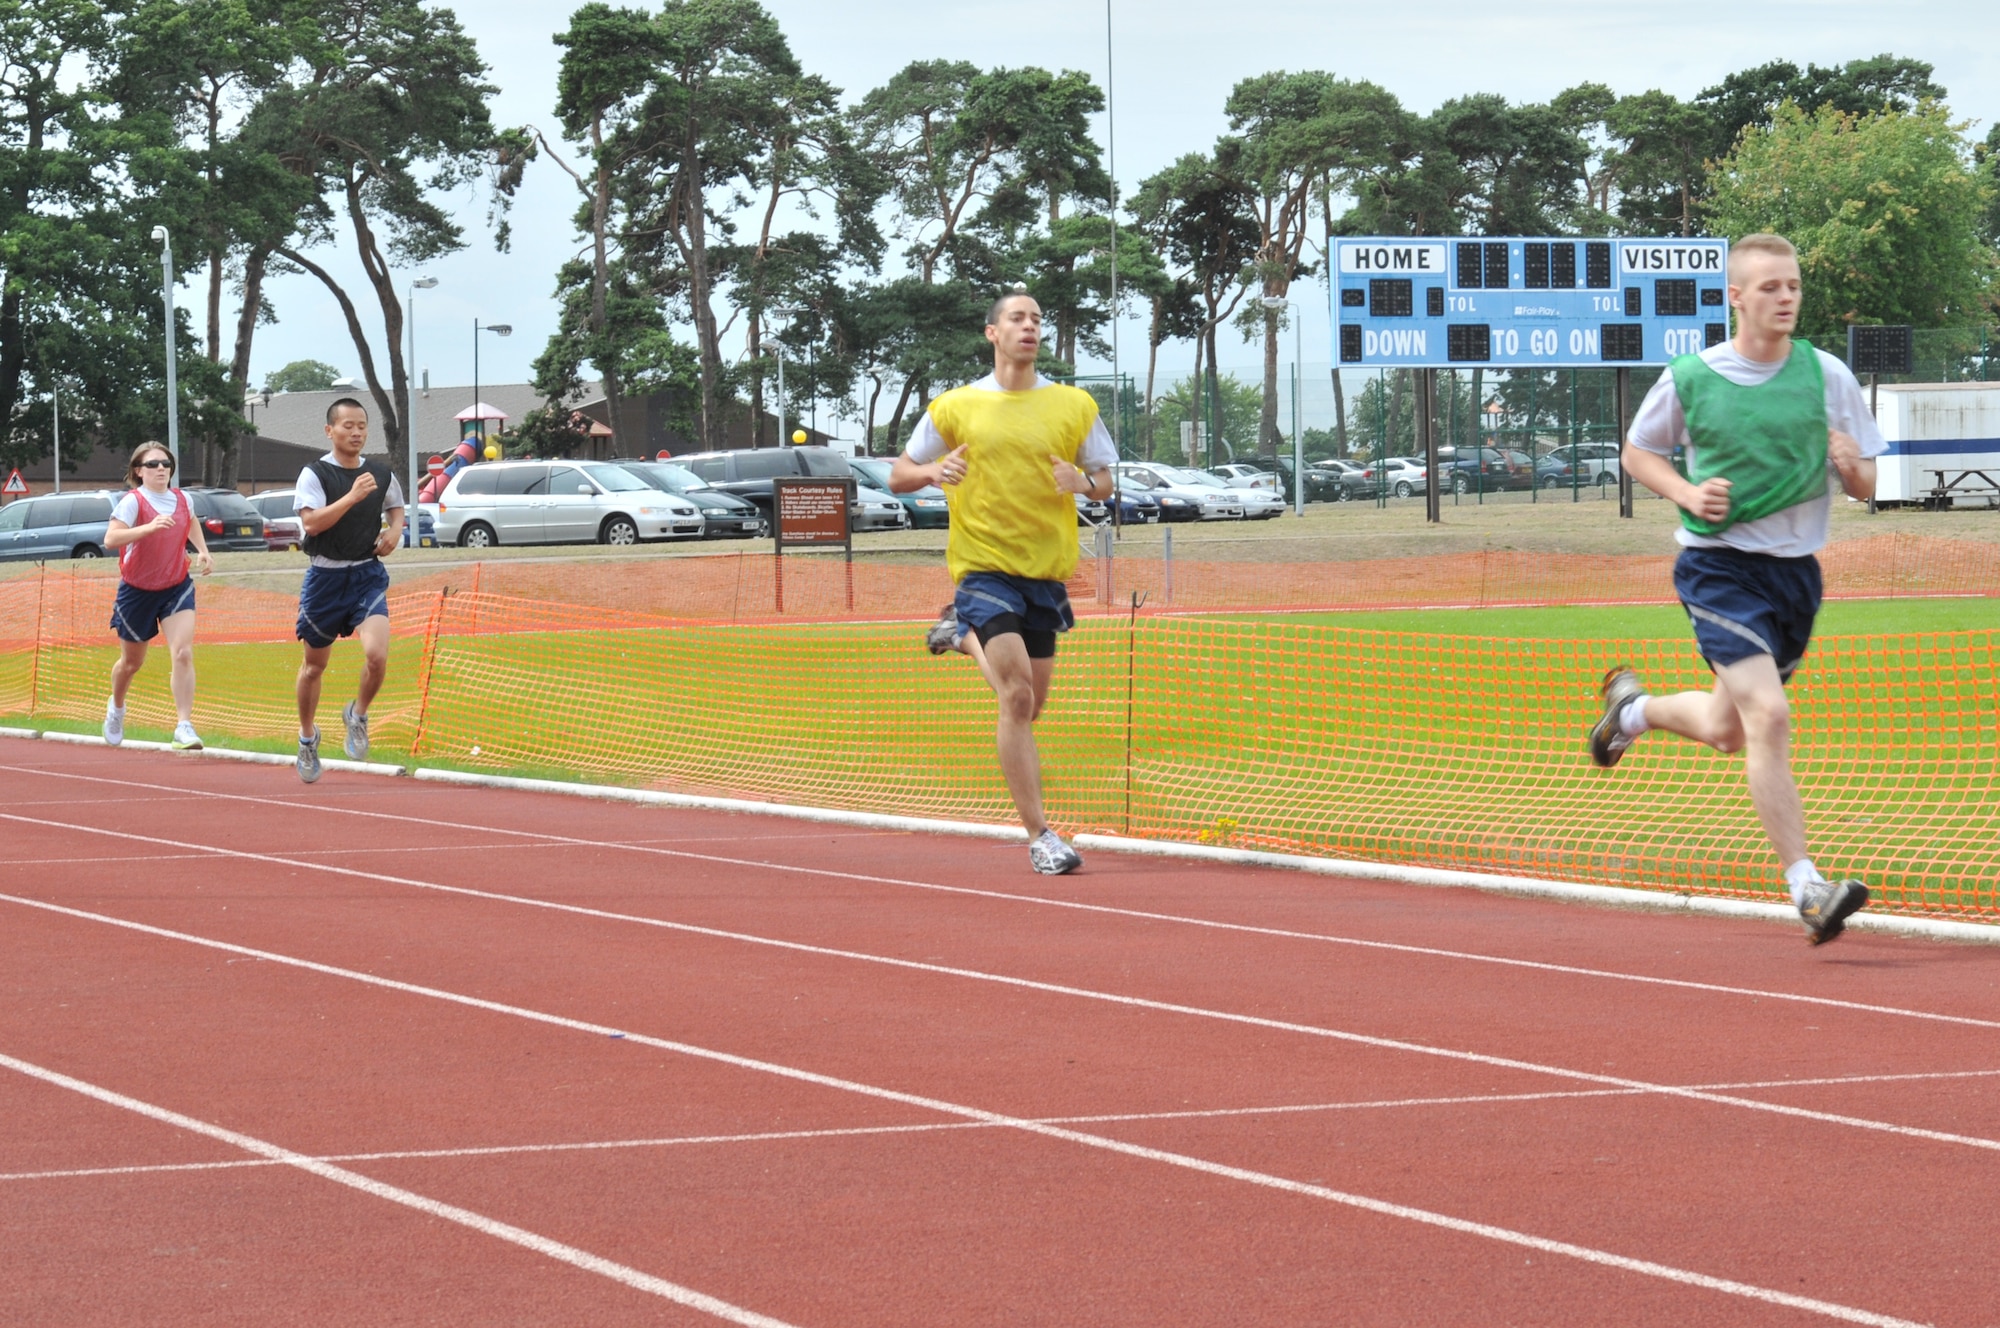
{"left": 771, "top": 475, "right": 855, "bottom": 612}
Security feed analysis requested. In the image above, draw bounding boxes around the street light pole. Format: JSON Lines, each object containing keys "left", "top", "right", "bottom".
{"left": 768, "top": 308, "right": 794, "bottom": 445}
{"left": 50, "top": 378, "right": 60, "bottom": 494}
{"left": 406, "top": 276, "right": 436, "bottom": 544}
{"left": 151, "top": 227, "right": 179, "bottom": 471}
{"left": 472, "top": 318, "right": 511, "bottom": 453}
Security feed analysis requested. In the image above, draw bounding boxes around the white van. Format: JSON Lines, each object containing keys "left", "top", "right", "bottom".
{"left": 433, "top": 460, "right": 703, "bottom": 548}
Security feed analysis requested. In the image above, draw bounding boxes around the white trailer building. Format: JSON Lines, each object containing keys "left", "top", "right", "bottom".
{"left": 1869, "top": 381, "right": 2000, "bottom": 507}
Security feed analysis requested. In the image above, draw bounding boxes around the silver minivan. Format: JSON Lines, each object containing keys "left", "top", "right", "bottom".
{"left": 434, "top": 460, "right": 703, "bottom": 548}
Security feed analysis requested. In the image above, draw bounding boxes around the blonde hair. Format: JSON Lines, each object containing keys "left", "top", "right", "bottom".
{"left": 1728, "top": 233, "right": 1798, "bottom": 284}
{"left": 125, "top": 442, "right": 173, "bottom": 488}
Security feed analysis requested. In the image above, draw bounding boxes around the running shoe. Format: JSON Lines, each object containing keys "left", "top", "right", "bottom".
{"left": 1028, "top": 829, "right": 1083, "bottom": 876}
{"left": 103, "top": 700, "right": 125, "bottom": 748}
{"left": 170, "top": 721, "right": 202, "bottom": 751}
{"left": 296, "top": 730, "right": 322, "bottom": 784}
{"left": 925, "top": 604, "right": 962, "bottom": 656}
{"left": 1799, "top": 878, "right": 1870, "bottom": 946}
{"left": 1587, "top": 666, "right": 1648, "bottom": 768}
{"left": 341, "top": 700, "right": 369, "bottom": 761}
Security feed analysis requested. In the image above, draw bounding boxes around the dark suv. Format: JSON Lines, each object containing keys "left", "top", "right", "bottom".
{"left": 0, "top": 491, "right": 117, "bottom": 560}
{"left": 182, "top": 488, "right": 268, "bottom": 551}
{"left": 675, "top": 446, "right": 908, "bottom": 531}
{"left": 1441, "top": 447, "right": 1529, "bottom": 494}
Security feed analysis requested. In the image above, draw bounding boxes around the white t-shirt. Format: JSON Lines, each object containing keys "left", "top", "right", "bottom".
{"left": 111, "top": 488, "right": 179, "bottom": 526}
{"left": 295, "top": 453, "right": 406, "bottom": 569}
{"left": 906, "top": 374, "right": 1121, "bottom": 469}
{"left": 1628, "top": 342, "right": 1886, "bottom": 558}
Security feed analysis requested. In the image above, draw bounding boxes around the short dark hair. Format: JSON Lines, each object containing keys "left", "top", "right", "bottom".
{"left": 326, "top": 397, "right": 367, "bottom": 424}
{"left": 987, "top": 289, "right": 1037, "bottom": 326}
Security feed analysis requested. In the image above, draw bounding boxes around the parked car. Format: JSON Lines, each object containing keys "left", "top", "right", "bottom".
{"left": 1186, "top": 468, "right": 1286, "bottom": 519}
{"left": 609, "top": 461, "right": 766, "bottom": 538}
{"left": 676, "top": 445, "right": 909, "bottom": 533}
{"left": 246, "top": 490, "right": 304, "bottom": 551}
{"left": 0, "top": 490, "right": 116, "bottom": 560}
{"left": 1542, "top": 442, "right": 1623, "bottom": 488}
{"left": 1107, "top": 485, "right": 1162, "bottom": 524}
{"left": 1113, "top": 462, "right": 1243, "bottom": 521}
{"left": 1074, "top": 493, "right": 1112, "bottom": 525}
{"left": 249, "top": 487, "right": 436, "bottom": 550}
{"left": 181, "top": 488, "right": 269, "bottom": 552}
{"left": 1364, "top": 457, "right": 1429, "bottom": 498}
{"left": 1212, "top": 462, "right": 1279, "bottom": 490}
{"left": 1439, "top": 447, "right": 1530, "bottom": 494}
{"left": 1308, "top": 459, "right": 1378, "bottom": 501}
{"left": 433, "top": 460, "right": 704, "bottom": 548}
{"left": 849, "top": 456, "right": 949, "bottom": 530}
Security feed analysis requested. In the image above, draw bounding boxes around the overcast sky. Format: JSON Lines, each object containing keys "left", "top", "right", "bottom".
{"left": 231, "top": 0, "right": 2000, "bottom": 414}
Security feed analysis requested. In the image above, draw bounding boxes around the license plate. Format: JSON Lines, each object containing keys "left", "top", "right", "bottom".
{"left": 237, "top": 526, "right": 253, "bottom": 535}
{"left": 420, "top": 536, "right": 436, "bottom": 547}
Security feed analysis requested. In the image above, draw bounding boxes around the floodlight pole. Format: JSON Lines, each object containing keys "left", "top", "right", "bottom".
{"left": 51, "top": 379, "right": 60, "bottom": 494}
{"left": 152, "top": 227, "right": 180, "bottom": 470}
{"left": 405, "top": 277, "right": 436, "bottom": 545}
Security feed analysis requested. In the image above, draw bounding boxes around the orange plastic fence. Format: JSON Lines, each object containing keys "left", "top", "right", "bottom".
{"left": 2, "top": 557, "right": 1995, "bottom": 922}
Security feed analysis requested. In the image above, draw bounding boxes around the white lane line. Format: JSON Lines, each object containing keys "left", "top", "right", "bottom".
{"left": 15, "top": 1065, "right": 2000, "bottom": 1187}
{"left": 0, "top": 1051, "right": 800, "bottom": 1327}
{"left": 8, "top": 762, "right": 1996, "bottom": 1034}
{"left": 8, "top": 826, "right": 2000, "bottom": 1160}
{"left": 0, "top": 905, "right": 1926, "bottom": 1327}
{"left": 2, "top": 853, "right": 209, "bottom": 867}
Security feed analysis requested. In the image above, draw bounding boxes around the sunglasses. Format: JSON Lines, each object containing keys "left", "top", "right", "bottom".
{"left": 138, "top": 459, "right": 174, "bottom": 470}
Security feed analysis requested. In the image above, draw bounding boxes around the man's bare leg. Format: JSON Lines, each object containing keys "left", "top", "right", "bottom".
{"left": 1640, "top": 654, "right": 1807, "bottom": 866}
{"left": 296, "top": 644, "right": 332, "bottom": 735}
{"left": 977, "top": 632, "right": 1056, "bottom": 836}
{"left": 353, "top": 615, "right": 391, "bottom": 713}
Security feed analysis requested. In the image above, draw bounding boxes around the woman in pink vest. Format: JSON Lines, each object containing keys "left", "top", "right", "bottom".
{"left": 102, "top": 442, "right": 213, "bottom": 750}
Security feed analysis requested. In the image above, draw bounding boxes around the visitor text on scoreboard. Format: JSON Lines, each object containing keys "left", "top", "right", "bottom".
{"left": 1332, "top": 237, "right": 1731, "bottom": 368}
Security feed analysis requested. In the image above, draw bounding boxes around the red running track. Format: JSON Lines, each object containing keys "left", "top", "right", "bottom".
{"left": 4, "top": 738, "right": 1999, "bottom": 1326}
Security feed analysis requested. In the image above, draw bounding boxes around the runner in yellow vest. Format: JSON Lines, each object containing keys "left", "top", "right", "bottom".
{"left": 891, "top": 290, "right": 1117, "bottom": 874}
{"left": 1587, "top": 234, "right": 1884, "bottom": 944}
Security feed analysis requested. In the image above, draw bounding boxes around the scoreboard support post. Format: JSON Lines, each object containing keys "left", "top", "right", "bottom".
{"left": 1615, "top": 367, "right": 1634, "bottom": 520}
{"left": 1417, "top": 368, "right": 1440, "bottom": 524}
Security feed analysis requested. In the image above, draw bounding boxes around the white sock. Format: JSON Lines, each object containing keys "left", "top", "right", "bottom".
{"left": 1784, "top": 858, "right": 1825, "bottom": 908}
{"left": 106, "top": 700, "right": 123, "bottom": 716}
{"left": 1618, "top": 696, "right": 1650, "bottom": 738}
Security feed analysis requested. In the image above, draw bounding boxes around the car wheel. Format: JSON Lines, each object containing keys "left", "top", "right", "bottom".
{"left": 1598, "top": 472, "right": 1615, "bottom": 488}
{"left": 1452, "top": 474, "right": 1469, "bottom": 495}
{"left": 1542, "top": 474, "right": 1562, "bottom": 490}
{"left": 1333, "top": 484, "right": 1352, "bottom": 503}
{"left": 755, "top": 516, "right": 772, "bottom": 539}
{"left": 70, "top": 543, "right": 103, "bottom": 559}
{"left": 458, "top": 522, "right": 497, "bottom": 549}
{"left": 601, "top": 515, "right": 639, "bottom": 546}
{"left": 1394, "top": 481, "right": 1413, "bottom": 498}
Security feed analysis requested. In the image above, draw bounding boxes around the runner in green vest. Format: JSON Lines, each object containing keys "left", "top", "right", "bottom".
{"left": 1585, "top": 234, "right": 1885, "bottom": 945}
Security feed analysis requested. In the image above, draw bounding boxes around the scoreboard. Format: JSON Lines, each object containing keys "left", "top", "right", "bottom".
{"left": 1332, "top": 237, "right": 1731, "bottom": 368}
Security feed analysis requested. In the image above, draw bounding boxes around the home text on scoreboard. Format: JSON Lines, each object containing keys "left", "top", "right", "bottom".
{"left": 1332, "top": 237, "right": 1731, "bottom": 368}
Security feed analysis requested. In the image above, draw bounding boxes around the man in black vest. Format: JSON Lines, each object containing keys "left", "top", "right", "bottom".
{"left": 291, "top": 397, "right": 406, "bottom": 783}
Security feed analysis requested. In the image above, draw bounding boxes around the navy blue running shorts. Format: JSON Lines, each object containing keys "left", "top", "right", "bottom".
{"left": 1673, "top": 546, "right": 1822, "bottom": 682}
{"left": 297, "top": 560, "right": 391, "bottom": 650}
{"left": 954, "top": 571, "right": 1074, "bottom": 660}
{"left": 111, "top": 577, "right": 195, "bottom": 644}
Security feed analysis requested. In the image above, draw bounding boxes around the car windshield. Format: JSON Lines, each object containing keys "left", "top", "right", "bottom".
{"left": 849, "top": 459, "right": 892, "bottom": 487}
{"left": 1165, "top": 468, "right": 1226, "bottom": 488}
{"left": 583, "top": 464, "right": 651, "bottom": 492}
{"left": 799, "top": 449, "right": 853, "bottom": 478}
{"left": 632, "top": 463, "right": 706, "bottom": 493}
{"left": 203, "top": 492, "right": 260, "bottom": 520}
